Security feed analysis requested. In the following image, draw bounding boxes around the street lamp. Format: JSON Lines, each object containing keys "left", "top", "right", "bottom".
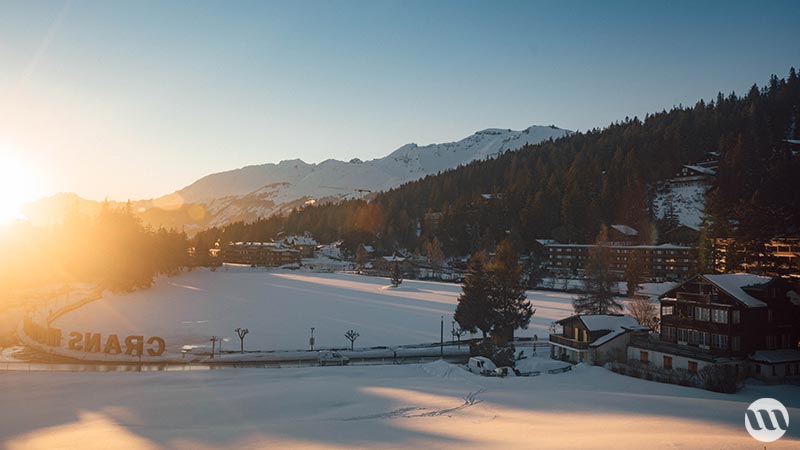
{"left": 310, "top": 327, "right": 315, "bottom": 351}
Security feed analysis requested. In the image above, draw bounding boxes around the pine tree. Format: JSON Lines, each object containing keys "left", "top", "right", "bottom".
{"left": 573, "top": 226, "right": 622, "bottom": 314}
{"left": 454, "top": 251, "right": 493, "bottom": 338}
{"left": 487, "top": 240, "right": 534, "bottom": 345}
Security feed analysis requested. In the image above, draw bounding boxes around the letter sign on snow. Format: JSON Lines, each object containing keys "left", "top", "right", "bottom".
{"left": 147, "top": 336, "right": 166, "bottom": 356}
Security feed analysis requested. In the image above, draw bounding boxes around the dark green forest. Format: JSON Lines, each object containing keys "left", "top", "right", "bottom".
{"left": 192, "top": 69, "right": 800, "bottom": 262}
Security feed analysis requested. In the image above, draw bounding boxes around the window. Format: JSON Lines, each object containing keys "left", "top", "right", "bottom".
{"left": 677, "top": 328, "right": 689, "bottom": 343}
{"left": 662, "top": 326, "right": 676, "bottom": 342}
{"left": 731, "top": 310, "right": 740, "bottom": 324}
{"left": 768, "top": 309, "right": 773, "bottom": 323}
{"left": 693, "top": 307, "right": 710, "bottom": 321}
{"left": 663, "top": 356, "right": 672, "bottom": 370}
{"left": 640, "top": 351, "right": 649, "bottom": 363}
{"left": 711, "top": 334, "right": 728, "bottom": 349}
{"left": 755, "top": 364, "right": 761, "bottom": 375}
{"left": 766, "top": 335, "right": 778, "bottom": 350}
{"left": 732, "top": 336, "right": 741, "bottom": 351}
{"left": 688, "top": 361, "right": 698, "bottom": 374}
{"left": 772, "top": 366, "right": 777, "bottom": 376}
{"left": 662, "top": 305, "right": 674, "bottom": 316}
{"left": 711, "top": 309, "right": 728, "bottom": 324}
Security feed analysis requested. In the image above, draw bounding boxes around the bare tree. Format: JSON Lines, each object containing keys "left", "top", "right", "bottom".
{"left": 344, "top": 329, "right": 360, "bottom": 350}
{"left": 355, "top": 244, "right": 369, "bottom": 273}
{"left": 390, "top": 262, "right": 403, "bottom": 287}
{"left": 235, "top": 327, "right": 249, "bottom": 354}
{"left": 425, "top": 237, "right": 445, "bottom": 278}
{"left": 627, "top": 298, "right": 658, "bottom": 330}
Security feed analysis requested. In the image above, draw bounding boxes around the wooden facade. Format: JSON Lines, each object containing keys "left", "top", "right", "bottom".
{"left": 659, "top": 274, "right": 800, "bottom": 358}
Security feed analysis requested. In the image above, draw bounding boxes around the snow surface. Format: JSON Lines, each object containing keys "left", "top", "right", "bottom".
{"left": 652, "top": 180, "right": 709, "bottom": 229}
{"left": 703, "top": 273, "right": 771, "bottom": 308}
{"left": 48, "top": 270, "right": 575, "bottom": 360}
{"left": 1, "top": 361, "right": 798, "bottom": 449}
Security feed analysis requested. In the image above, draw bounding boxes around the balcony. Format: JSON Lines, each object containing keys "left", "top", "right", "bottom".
{"left": 549, "top": 334, "right": 589, "bottom": 350}
{"left": 676, "top": 292, "right": 712, "bottom": 303}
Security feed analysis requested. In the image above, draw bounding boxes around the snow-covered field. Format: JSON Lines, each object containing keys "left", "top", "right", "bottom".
{"left": 47, "top": 269, "right": 575, "bottom": 360}
{"left": 2, "top": 361, "right": 798, "bottom": 449}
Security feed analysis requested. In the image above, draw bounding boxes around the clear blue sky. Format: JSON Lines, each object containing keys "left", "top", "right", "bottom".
{"left": 1, "top": 0, "right": 798, "bottom": 201}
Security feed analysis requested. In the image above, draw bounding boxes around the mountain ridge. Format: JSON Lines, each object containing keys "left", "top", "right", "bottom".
{"left": 23, "top": 124, "right": 572, "bottom": 232}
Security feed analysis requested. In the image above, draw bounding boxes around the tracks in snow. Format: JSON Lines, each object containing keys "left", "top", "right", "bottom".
{"left": 340, "top": 388, "right": 485, "bottom": 421}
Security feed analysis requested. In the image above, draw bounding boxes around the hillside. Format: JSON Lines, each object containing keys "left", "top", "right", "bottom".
{"left": 196, "top": 69, "right": 800, "bottom": 261}
{"left": 23, "top": 125, "right": 571, "bottom": 231}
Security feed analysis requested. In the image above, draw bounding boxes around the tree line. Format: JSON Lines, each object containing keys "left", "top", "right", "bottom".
{"left": 0, "top": 202, "right": 193, "bottom": 297}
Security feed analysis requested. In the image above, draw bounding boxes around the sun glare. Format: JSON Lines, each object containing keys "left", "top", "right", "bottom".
{"left": 0, "top": 154, "right": 39, "bottom": 225}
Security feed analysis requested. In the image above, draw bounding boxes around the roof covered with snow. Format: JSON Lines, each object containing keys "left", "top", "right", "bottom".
{"left": 683, "top": 165, "right": 716, "bottom": 176}
{"left": 579, "top": 314, "right": 642, "bottom": 332}
{"left": 611, "top": 224, "right": 638, "bottom": 236}
{"left": 750, "top": 349, "right": 800, "bottom": 364}
{"left": 555, "top": 314, "right": 648, "bottom": 348}
{"left": 702, "top": 273, "right": 771, "bottom": 308}
{"left": 280, "top": 235, "right": 318, "bottom": 246}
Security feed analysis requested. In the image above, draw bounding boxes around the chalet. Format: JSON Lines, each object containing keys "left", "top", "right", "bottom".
{"left": 662, "top": 225, "right": 700, "bottom": 246}
{"left": 666, "top": 153, "right": 719, "bottom": 188}
{"left": 371, "top": 254, "right": 413, "bottom": 275}
{"left": 221, "top": 242, "right": 301, "bottom": 267}
{"left": 628, "top": 273, "right": 800, "bottom": 382}
{"left": 608, "top": 224, "right": 639, "bottom": 245}
{"left": 549, "top": 314, "right": 649, "bottom": 365}
{"left": 278, "top": 235, "right": 318, "bottom": 258}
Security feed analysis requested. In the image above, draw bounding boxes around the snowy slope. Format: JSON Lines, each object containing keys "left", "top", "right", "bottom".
{"left": 3, "top": 363, "right": 798, "bottom": 449}
{"left": 652, "top": 181, "right": 710, "bottom": 229}
{"left": 172, "top": 125, "right": 571, "bottom": 226}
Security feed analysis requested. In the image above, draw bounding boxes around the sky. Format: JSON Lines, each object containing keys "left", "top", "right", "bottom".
{"left": 0, "top": 0, "right": 799, "bottom": 202}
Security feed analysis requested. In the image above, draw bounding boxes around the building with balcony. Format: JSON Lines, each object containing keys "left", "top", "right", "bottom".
{"left": 549, "top": 314, "right": 649, "bottom": 365}
{"left": 628, "top": 273, "right": 800, "bottom": 382}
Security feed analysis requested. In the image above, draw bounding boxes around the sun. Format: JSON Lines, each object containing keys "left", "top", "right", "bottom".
{"left": 0, "top": 153, "right": 40, "bottom": 225}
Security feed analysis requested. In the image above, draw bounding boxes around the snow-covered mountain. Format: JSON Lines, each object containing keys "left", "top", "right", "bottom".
{"left": 167, "top": 125, "right": 572, "bottom": 227}
{"left": 23, "top": 125, "right": 571, "bottom": 231}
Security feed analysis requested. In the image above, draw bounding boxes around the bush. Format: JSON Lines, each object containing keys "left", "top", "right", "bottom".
{"left": 470, "top": 339, "right": 517, "bottom": 367}
{"left": 699, "top": 364, "right": 740, "bottom": 393}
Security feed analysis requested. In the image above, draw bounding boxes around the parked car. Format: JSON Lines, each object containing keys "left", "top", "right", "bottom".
{"left": 467, "top": 356, "right": 497, "bottom": 376}
{"left": 318, "top": 351, "right": 349, "bottom": 366}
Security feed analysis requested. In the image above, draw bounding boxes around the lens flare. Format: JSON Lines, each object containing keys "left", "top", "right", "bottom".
{"left": 0, "top": 153, "right": 40, "bottom": 225}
